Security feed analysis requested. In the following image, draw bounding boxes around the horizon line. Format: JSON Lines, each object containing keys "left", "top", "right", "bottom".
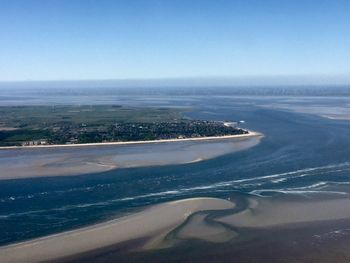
{"left": 0, "top": 74, "right": 350, "bottom": 87}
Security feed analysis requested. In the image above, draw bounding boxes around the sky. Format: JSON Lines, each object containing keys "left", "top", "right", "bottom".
{"left": 0, "top": 0, "right": 350, "bottom": 83}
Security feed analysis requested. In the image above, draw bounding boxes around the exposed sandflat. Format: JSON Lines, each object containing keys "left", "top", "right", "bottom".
{"left": 0, "top": 132, "right": 263, "bottom": 180}
{"left": 1, "top": 194, "right": 350, "bottom": 263}
{"left": 219, "top": 196, "right": 350, "bottom": 228}
{"left": 0, "top": 198, "right": 234, "bottom": 263}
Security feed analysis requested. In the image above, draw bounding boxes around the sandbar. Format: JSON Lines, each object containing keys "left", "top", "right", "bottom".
{"left": 219, "top": 196, "right": 350, "bottom": 227}
{"left": 0, "top": 197, "right": 234, "bottom": 263}
{"left": 1, "top": 194, "right": 350, "bottom": 263}
{"left": 0, "top": 132, "right": 263, "bottom": 180}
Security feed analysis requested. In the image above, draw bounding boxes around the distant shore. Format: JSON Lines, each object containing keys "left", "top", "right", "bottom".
{"left": 0, "top": 130, "right": 261, "bottom": 150}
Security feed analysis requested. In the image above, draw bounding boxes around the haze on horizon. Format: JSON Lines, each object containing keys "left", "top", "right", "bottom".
{"left": 1, "top": 0, "right": 350, "bottom": 83}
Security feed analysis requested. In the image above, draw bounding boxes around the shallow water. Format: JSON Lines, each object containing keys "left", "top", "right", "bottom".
{"left": 1, "top": 91, "right": 350, "bottom": 246}
{"left": 0, "top": 136, "right": 260, "bottom": 179}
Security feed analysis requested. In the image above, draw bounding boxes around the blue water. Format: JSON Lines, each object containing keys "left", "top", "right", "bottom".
{"left": 1, "top": 94, "right": 350, "bottom": 246}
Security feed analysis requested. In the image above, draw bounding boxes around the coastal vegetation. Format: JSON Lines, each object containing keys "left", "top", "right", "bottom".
{"left": 0, "top": 105, "right": 247, "bottom": 146}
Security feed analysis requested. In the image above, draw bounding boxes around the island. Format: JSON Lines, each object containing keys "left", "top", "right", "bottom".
{"left": 0, "top": 105, "right": 248, "bottom": 147}
{"left": 0, "top": 105, "right": 262, "bottom": 180}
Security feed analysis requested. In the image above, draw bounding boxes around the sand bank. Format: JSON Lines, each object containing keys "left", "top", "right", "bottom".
{"left": 0, "top": 132, "right": 263, "bottom": 180}
{"left": 1, "top": 194, "right": 350, "bottom": 263}
{"left": 174, "top": 212, "right": 237, "bottom": 243}
{"left": 219, "top": 196, "right": 350, "bottom": 228}
{"left": 0, "top": 198, "right": 234, "bottom": 263}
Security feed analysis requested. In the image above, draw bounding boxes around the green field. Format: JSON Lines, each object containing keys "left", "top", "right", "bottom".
{"left": 0, "top": 105, "right": 184, "bottom": 146}
{"left": 0, "top": 105, "right": 183, "bottom": 128}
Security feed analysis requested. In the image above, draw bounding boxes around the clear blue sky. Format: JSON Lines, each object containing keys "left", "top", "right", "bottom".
{"left": 1, "top": 0, "right": 350, "bottom": 82}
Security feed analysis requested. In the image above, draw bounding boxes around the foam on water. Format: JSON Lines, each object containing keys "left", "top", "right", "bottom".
{"left": 1, "top": 162, "right": 350, "bottom": 210}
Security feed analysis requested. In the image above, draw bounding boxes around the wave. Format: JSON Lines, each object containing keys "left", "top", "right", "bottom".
{"left": 2, "top": 162, "right": 350, "bottom": 218}
{"left": 249, "top": 180, "right": 349, "bottom": 196}
{"left": 119, "top": 190, "right": 181, "bottom": 201}
{"left": 185, "top": 162, "right": 350, "bottom": 192}
{"left": 0, "top": 190, "right": 184, "bottom": 219}
{"left": 0, "top": 183, "right": 113, "bottom": 203}
{"left": 3, "top": 162, "right": 350, "bottom": 203}
{"left": 250, "top": 189, "right": 348, "bottom": 196}
{"left": 313, "top": 228, "right": 350, "bottom": 240}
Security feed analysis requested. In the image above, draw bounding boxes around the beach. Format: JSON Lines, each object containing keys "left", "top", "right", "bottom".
{"left": 0, "top": 131, "right": 260, "bottom": 150}
{"left": 0, "top": 131, "right": 262, "bottom": 180}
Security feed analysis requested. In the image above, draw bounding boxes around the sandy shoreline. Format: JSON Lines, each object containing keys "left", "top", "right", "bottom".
{"left": 0, "top": 132, "right": 263, "bottom": 180}
{"left": 0, "top": 131, "right": 261, "bottom": 150}
{"left": 0, "top": 197, "right": 234, "bottom": 263}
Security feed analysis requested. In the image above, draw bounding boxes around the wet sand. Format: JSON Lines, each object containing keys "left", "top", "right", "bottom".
{"left": 0, "top": 198, "right": 234, "bottom": 263}
{"left": 0, "top": 133, "right": 262, "bottom": 180}
{"left": 218, "top": 195, "right": 350, "bottom": 227}
{"left": 106, "top": 219, "right": 350, "bottom": 263}
{"left": 1, "top": 194, "right": 350, "bottom": 263}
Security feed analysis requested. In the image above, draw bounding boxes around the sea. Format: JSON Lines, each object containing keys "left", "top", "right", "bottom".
{"left": 1, "top": 85, "right": 350, "bottom": 247}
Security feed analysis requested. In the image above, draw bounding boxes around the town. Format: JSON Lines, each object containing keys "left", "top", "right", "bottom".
{"left": 19, "top": 120, "right": 247, "bottom": 146}
{"left": 0, "top": 105, "right": 247, "bottom": 146}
